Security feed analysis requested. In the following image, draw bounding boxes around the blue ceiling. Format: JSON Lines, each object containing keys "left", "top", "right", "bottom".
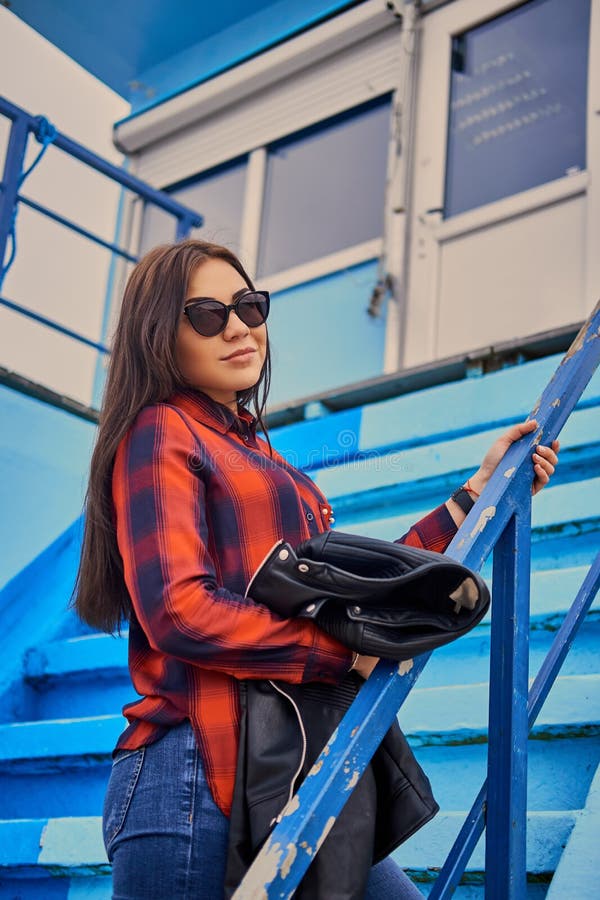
{"left": 9, "top": 0, "right": 361, "bottom": 116}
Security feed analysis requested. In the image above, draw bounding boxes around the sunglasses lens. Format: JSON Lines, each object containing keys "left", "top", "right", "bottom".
{"left": 237, "top": 292, "right": 270, "bottom": 328}
{"left": 185, "top": 292, "right": 269, "bottom": 336}
{"left": 187, "top": 301, "right": 228, "bottom": 337}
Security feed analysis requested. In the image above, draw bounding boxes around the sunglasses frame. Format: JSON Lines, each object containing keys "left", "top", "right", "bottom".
{"left": 183, "top": 290, "right": 270, "bottom": 337}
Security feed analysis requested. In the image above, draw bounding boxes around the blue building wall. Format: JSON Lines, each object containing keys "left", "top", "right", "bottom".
{"left": 267, "top": 259, "right": 386, "bottom": 406}
{"left": 0, "top": 385, "right": 96, "bottom": 588}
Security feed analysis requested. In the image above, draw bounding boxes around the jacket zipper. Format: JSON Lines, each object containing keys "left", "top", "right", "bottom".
{"left": 245, "top": 545, "right": 308, "bottom": 825}
{"left": 267, "top": 680, "right": 308, "bottom": 826}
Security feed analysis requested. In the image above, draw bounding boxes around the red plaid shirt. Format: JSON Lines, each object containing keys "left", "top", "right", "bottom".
{"left": 112, "top": 388, "right": 457, "bottom": 815}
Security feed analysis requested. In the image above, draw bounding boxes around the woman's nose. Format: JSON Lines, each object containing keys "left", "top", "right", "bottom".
{"left": 223, "top": 308, "right": 250, "bottom": 339}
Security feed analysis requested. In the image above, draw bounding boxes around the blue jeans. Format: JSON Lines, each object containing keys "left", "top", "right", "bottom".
{"left": 103, "top": 720, "right": 422, "bottom": 899}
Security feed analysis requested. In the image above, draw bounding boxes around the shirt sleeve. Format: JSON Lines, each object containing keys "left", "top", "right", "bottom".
{"left": 112, "top": 404, "right": 352, "bottom": 684}
{"left": 395, "top": 502, "right": 458, "bottom": 553}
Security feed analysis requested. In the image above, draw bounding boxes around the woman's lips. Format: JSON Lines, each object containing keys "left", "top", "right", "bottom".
{"left": 222, "top": 348, "right": 256, "bottom": 361}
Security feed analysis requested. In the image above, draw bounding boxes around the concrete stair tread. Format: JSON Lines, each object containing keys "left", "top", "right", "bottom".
{"left": 0, "top": 816, "right": 108, "bottom": 870}
{"left": 413, "top": 737, "right": 600, "bottom": 812}
{"left": 338, "top": 476, "right": 600, "bottom": 541}
{"left": 356, "top": 357, "right": 600, "bottom": 454}
{"left": 401, "top": 674, "right": 600, "bottom": 744}
{"left": 24, "top": 632, "right": 129, "bottom": 680}
{"left": 395, "top": 810, "right": 580, "bottom": 877}
{"left": 314, "top": 405, "right": 599, "bottom": 498}
{"left": 0, "top": 715, "right": 123, "bottom": 763}
{"left": 0, "top": 675, "right": 597, "bottom": 763}
{"left": 271, "top": 355, "right": 600, "bottom": 468}
{"left": 420, "top": 621, "right": 599, "bottom": 690}
{"left": 545, "top": 762, "right": 600, "bottom": 898}
{"left": 0, "top": 810, "right": 579, "bottom": 877}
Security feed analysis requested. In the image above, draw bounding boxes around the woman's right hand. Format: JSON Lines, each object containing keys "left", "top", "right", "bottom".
{"left": 354, "top": 654, "right": 380, "bottom": 679}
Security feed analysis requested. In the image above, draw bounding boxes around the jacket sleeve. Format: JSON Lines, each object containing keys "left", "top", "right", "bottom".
{"left": 395, "top": 503, "right": 458, "bottom": 553}
{"left": 112, "top": 404, "right": 352, "bottom": 683}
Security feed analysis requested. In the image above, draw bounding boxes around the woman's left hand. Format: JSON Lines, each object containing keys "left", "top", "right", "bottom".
{"left": 468, "top": 419, "right": 560, "bottom": 498}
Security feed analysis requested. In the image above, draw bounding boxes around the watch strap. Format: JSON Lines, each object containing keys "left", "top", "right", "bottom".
{"left": 450, "top": 486, "right": 476, "bottom": 515}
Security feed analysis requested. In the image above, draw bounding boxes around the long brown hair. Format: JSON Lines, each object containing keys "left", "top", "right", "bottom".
{"left": 72, "top": 239, "right": 272, "bottom": 633}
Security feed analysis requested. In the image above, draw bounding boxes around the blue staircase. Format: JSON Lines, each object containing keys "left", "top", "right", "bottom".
{"left": 0, "top": 350, "right": 598, "bottom": 898}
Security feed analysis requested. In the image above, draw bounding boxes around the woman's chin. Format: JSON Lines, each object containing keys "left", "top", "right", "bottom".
{"left": 232, "top": 370, "right": 262, "bottom": 392}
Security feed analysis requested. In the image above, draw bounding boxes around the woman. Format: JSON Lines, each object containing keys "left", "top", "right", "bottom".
{"left": 74, "top": 239, "right": 558, "bottom": 899}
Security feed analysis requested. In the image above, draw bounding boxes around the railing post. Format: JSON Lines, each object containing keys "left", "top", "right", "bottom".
{"left": 485, "top": 490, "right": 532, "bottom": 899}
{"left": 0, "top": 113, "right": 29, "bottom": 287}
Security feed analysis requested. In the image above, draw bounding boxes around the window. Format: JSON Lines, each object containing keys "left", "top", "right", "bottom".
{"left": 444, "top": 0, "right": 590, "bottom": 218}
{"left": 139, "top": 157, "right": 247, "bottom": 255}
{"left": 257, "top": 96, "right": 391, "bottom": 276}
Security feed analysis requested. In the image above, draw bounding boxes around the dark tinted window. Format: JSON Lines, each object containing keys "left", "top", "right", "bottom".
{"left": 139, "top": 158, "right": 247, "bottom": 254}
{"left": 257, "top": 97, "right": 391, "bottom": 275}
{"left": 445, "top": 0, "right": 590, "bottom": 217}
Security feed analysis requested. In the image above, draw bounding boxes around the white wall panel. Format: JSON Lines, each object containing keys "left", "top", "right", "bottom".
{"left": 404, "top": 0, "right": 597, "bottom": 368}
{"left": 0, "top": 7, "right": 129, "bottom": 405}
{"left": 435, "top": 194, "right": 586, "bottom": 358}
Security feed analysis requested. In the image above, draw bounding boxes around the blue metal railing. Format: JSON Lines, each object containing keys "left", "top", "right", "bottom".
{"left": 0, "top": 96, "right": 202, "bottom": 354}
{"left": 234, "top": 299, "right": 600, "bottom": 899}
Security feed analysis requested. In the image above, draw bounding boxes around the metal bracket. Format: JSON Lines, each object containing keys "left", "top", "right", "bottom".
{"left": 384, "top": 0, "right": 404, "bottom": 19}
{"left": 385, "top": 0, "right": 421, "bottom": 20}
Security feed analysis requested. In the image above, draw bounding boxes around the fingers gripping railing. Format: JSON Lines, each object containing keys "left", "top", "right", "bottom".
{"left": 233, "top": 300, "right": 600, "bottom": 900}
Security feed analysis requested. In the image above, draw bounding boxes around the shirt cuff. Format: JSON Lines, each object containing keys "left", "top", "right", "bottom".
{"left": 397, "top": 502, "right": 458, "bottom": 553}
{"left": 301, "top": 624, "right": 354, "bottom": 684}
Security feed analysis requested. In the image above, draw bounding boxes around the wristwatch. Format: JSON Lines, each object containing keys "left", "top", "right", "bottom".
{"left": 450, "top": 486, "right": 476, "bottom": 515}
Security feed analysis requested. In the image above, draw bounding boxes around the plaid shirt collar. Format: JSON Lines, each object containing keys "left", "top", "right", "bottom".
{"left": 167, "top": 387, "right": 257, "bottom": 437}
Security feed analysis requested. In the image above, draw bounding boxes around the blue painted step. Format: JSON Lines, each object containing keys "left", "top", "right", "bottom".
{"left": 0, "top": 674, "right": 596, "bottom": 819}
{"left": 394, "top": 810, "right": 578, "bottom": 885}
{"left": 0, "top": 817, "right": 111, "bottom": 899}
{"left": 335, "top": 474, "right": 600, "bottom": 536}
{"left": 271, "top": 354, "right": 600, "bottom": 471}
{"left": 413, "top": 736, "right": 599, "bottom": 813}
{"left": 313, "top": 405, "right": 599, "bottom": 513}
{"left": 336, "top": 476, "right": 600, "bottom": 575}
{"left": 418, "top": 619, "right": 599, "bottom": 689}
{"left": 545, "top": 762, "right": 600, "bottom": 899}
{"left": 0, "top": 716, "right": 121, "bottom": 818}
{"left": 401, "top": 675, "right": 600, "bottom": 745}
{"left": 21, "top": 633, "right": 132, "bottom": 721}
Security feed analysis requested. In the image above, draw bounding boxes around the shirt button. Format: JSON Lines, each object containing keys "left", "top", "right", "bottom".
{"left": 306, "top": 512, "right": 314, "bottom": 522}
{"left": 243, "top": 434, "right": 249, "bottom": 442}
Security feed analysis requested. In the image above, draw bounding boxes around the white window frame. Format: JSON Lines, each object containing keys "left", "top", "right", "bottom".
{"left": 403, "top": 0, "right": 599, "bottom": 366}
{"left": 250, "top": 95, "right": 393, "bottom": 290}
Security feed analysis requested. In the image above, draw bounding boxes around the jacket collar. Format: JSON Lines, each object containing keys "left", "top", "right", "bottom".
{"left": 167, "top": 387, "right": 257, "bottom": 437}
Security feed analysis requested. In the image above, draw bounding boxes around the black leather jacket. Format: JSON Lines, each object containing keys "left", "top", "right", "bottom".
{"left": 245, "top": 529, "right": 490, "bottom": 660}
{"left": 225, "top": 531, "right": 489, "bottom": 898}
{"left": 224, "top": 675, "right": 438, "bottom": 899}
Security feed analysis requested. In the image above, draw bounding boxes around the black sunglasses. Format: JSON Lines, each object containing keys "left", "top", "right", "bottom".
{"left": 183, "top": 290, "right": 270, "bottom": 337}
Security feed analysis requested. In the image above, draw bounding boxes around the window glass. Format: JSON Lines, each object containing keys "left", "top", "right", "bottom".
{"left": 444, "top": 0, "right": 590, "bottom": 218}
{"left": 139, "top": 158, "right": 247, "bottom": 255}
{"left": 257, "top": 97, "right": 391, "bottom": 276}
